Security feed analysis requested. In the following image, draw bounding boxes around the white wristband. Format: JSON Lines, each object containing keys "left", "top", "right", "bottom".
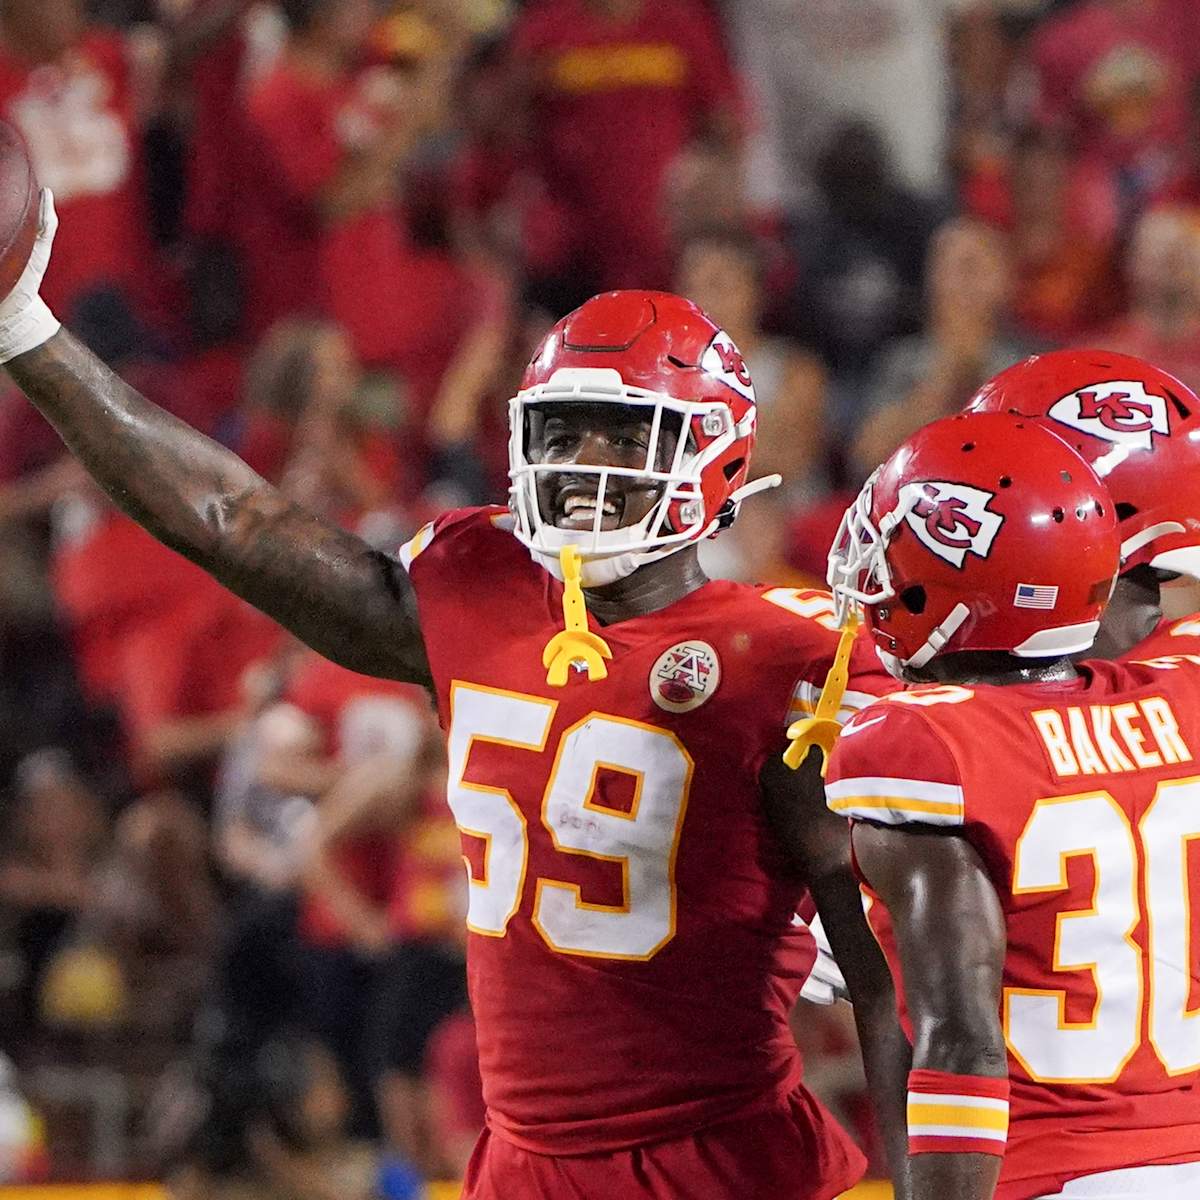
{"left": 0, "top": 294, "right": 59, "bottom": 363}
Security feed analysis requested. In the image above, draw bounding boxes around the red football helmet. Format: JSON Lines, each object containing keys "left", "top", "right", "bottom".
{"left": 508, "top": 291, "right": 777, "bottom": 586}
{"left": 829, "top": 412, "right": 1119, "bottom": 675}
{"left": 966, "top": 349, "right": 1200, "bottom": 577}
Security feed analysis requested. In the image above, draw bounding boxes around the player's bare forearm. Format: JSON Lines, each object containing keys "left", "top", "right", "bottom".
{"left": 6, "top": 329, "right": 430, "bottom": 684}
{"left": 807, "top": 859, "right": 913, "bottom": 1200}
{"left": 820, "top": 883, "right": 912, "bottom": 1200}
{"left": 853, "top": 822, "right": 1009, "bottom": 1200}
{"left": 760, "top": 751, "right": 913, "bottom": 1200}
{"left": 852, "top": 823, "right": 1008, "bottom": 1077}
{"left": 910, "top": 1151, "right": 1001, "bottom": 1200}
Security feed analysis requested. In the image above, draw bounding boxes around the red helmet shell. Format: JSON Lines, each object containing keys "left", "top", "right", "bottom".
{"left": 520, "top": 291, "right": 758, "bottom": 532}
{"left": 966, "top": 349, "right": 1200, "bottom": 575}
{"left": 849, "top": 412, "right": 1119, "bottom": 666}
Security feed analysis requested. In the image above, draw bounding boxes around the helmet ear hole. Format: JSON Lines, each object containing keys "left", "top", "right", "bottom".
{"left": 1115, "top": 501, "right": 1139, "bottom": 522}
{"left": 723, "top": 457, "right": 745, "bottom": 481}
{"left": 899, "top": 585, "right": 927, "bottom": 614}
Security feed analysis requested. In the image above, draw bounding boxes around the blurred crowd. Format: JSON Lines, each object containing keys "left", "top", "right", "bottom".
{"left": 2, "top": 0, "right": 1200, "bottom": 1193}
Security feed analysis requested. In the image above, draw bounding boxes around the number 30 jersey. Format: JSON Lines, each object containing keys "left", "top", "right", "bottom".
{"left": 825, "top": 661, "right": 1200, "bottom": 1200}
{"left": 400, "top": 507, "right": 889, "bottom": 1161}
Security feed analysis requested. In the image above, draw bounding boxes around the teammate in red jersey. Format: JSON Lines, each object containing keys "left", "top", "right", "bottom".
{"left": 0, "top": 195, "right": 910, "bottom": 1199}
{"left": 965, "top": 349, "right": 1200, "bottom": 665}
{"left": 818, "top": 409, "right": 1200, "bottom": 1200}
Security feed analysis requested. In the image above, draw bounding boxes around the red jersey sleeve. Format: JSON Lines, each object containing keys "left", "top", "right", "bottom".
{"left": 825, "top": 696, "right": 965, "bottom": 828}
{"left": 398, "top": 506, "right": 497, "bottom": 576}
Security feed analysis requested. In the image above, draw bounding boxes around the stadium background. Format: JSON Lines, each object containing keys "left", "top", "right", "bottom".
{"left": 1, "top": 0, "right": 1200, "bottom": 1195}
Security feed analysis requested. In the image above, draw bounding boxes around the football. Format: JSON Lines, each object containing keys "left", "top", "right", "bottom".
{"left": 0, "top": 120, "right": 38, "bottom": 300}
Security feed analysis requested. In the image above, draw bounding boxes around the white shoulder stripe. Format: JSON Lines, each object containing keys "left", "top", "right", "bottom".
{"left": 398, "top": 521, "right": 436, "bottom": 572}
{"left": 789, "top": 681, "right": 881, "bottom": 728}
{"left": 825, "top": 776, "right": 964, "bottom": 826}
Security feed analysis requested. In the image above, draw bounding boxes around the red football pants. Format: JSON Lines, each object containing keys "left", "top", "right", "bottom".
{"left": 462, "top": 1084, "right": 867, "bottom": 1200}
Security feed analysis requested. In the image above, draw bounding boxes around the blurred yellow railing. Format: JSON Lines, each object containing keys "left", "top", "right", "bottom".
{"left": 0, "top": 1183, "right": 894, "bottom": 1199}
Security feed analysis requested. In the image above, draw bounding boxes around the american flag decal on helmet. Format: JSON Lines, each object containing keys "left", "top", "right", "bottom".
{"left": 1014, "top": 583, "right": 1059, "bottom": 610}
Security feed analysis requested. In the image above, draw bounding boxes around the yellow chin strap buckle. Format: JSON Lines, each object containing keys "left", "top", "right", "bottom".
{"left": 783, "top": 613, "right": 859, "bottom": 775}
{"left": 543, "top": 545, "right": 613, "bottom": 687}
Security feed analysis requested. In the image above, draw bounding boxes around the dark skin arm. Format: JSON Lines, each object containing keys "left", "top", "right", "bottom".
{"left": 6, "top": 331, "right": 431, "bottom": 685}
{"left": 852, "top": 821, "right": 1009, "bottom": 1200}
{"left": 760, "top": 750, "right": 913, "bottom": 1200}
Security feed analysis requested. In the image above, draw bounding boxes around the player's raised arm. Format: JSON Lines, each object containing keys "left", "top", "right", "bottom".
{"left": 853, "top": 821, "right": 1008, "bottom": 1200}
{"left": 759, "top": 751, "right": 913, "bottom": 1200}
{"left": 0, "top": 193, "right": 429, "bottom": 685}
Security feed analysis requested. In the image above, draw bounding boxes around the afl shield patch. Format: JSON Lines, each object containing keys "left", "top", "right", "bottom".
{"left": 650, "top": 641, "right": 721, "bottom": 713}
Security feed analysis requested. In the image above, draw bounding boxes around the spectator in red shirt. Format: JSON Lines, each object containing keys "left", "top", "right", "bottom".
{"left": 0, "top": 0, "right": 162, "bottom": 322}
{"left": 966, "top": 128, "right": 1123, "bottom": 344}
{"left": 286, "top": 651, "right": 456, "bottom": 1167}
{"left": 53, "top": 498, "right": 284, "bottom": 791}
{"left": 112, "top": 574, "right": 285, "bottom": 789}
{"left": 674, "top": 229, "right": 829, "bottom": 586}
{"left": 240, "top": 0, "right": 413, "bottom": 337}
{"left": 1026, "top": 0, "right": 1200, "bottom": 231}
{"left": 508, "top": 0, "right": 740, "bottom": 302}
{"left": 236, "top": 318, "right": 407, "bottom": 537}
{"left": 1155, "top": 76, "right": 1200, "bottom": 210}
{"left": 171, "top": 0, "right": 259, "bottom": 248}
{"left": 1081, "top": 205, "right": 1200, "bottom": 390}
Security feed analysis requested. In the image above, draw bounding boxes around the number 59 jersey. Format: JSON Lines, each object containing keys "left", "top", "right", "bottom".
{"left": 826, "top": 661, "right": 1200, "bottom": 1200}
{"left": 401, "top": 507, "right": 889, "bottom": 1160}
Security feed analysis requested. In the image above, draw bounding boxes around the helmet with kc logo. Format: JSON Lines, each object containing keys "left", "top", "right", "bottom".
{"left": 828, "top": 412, "right": 1119, "bottom": 675}
{"left": 509, "top": 291, "right": 776, "bottom": 586}
{"left": 965, "top": 349, "right": 1200, "bottom": 578}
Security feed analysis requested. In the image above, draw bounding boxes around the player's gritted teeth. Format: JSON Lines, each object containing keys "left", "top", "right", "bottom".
{"left": 554, "top": 485, "right": 625, "bottom": 530}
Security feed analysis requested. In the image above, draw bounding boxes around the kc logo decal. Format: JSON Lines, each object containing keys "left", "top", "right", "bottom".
{"left": 1047, "top": 380, "right": 1170, "bottom": 450}
{"left": 701, "top": 330, "right": 755, "bottom": 403}
{"left": 899, "top": 481, "right": 1003, "bottom": 568}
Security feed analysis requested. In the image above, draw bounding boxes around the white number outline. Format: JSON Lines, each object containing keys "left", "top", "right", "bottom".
{"left": 532, "top": 713, "right": 693, "bottom": 961}
{"left": 1005, "top": 791, "right": 1142, "bottom": 1084}
{"left": 1142, "top": 777, "right": 1200, "bottom": 1075}
{"left": 1004, "top": 780, "right": 1200, "bottom": 1084}
{"left": 446, "top": 683, "right": 694, "bottom": 960}
{"left": 447, "top": 682, "right": 556, "bottom": 939}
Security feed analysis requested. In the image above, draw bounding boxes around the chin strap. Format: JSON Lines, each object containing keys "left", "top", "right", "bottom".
{"left": 783, "top": 612, "right": 859, "bottom": 775}
{"left": 543, "top": 545, "right": 613, "bottom": 686}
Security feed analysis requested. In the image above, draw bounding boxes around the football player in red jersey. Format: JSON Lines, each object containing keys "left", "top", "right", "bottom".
{"left": 0, "top": 194, "right": 911, "bottom": 1199}
{"left": 818, "top": 410, "right": 1200, "bottom": 1200}
{"left": 965, "top": 349, "right": 1200, "bottom": 663}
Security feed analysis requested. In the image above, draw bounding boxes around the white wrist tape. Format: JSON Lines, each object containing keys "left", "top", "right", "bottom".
{"left": 0, "top": 189, "right": 61, "bottom": 364}
{"left": 0, "top": 294, "right": 60, "bottom": 363}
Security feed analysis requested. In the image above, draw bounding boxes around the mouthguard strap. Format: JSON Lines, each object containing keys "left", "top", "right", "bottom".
{"left": 783, "top": 613, "right": 859, "bottom": 774}
{"left": 542, "top": 545, "right": 614, "bottom": 686}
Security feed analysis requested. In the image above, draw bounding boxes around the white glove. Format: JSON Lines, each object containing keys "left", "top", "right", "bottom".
{"left": 0, "top": 188, "right": 61, "bottom": 363}
{"left": 798, "top": 913, "right": 850, "bottom": 1005}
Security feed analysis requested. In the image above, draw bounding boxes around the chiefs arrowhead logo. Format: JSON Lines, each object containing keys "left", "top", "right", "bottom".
{"left": 899, "top": 481, "right": 1004, "bottom": 568}
{"left": 701, "top": 330, "right": 755, "bottom": 404}
{"left": 1047, "top": 380, "right": 1170, "bottom": 450}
